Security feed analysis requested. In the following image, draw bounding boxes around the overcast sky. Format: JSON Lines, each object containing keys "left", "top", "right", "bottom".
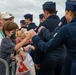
{"left": 0, "top": 0, "right": 66, "bottom": 27}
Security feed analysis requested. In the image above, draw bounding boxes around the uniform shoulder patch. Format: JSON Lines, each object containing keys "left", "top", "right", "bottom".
{"left": 53, "top": 33, "right": 57, "bottom": 37}
{"left": 58, "top": 22, "right": 62, "bottom": 26}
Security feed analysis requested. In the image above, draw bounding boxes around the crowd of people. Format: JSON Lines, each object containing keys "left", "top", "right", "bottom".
{"left": 0, "top": 0, "right": 76, "bottom": 75}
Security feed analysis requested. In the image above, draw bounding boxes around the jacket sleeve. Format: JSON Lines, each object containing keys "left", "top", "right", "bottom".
{"left": 33, "top": 32, "right": 45, "bottom": 64}
{"left": 32, "top": 26, "right": 68, "bottom": 52}
{"left": 40, "top": 28, "right": 53, "bottom": 41}
{"left": 34, "top": 48, "right": 44, "bottom": 64}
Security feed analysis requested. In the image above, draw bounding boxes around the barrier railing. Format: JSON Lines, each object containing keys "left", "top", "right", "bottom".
{"left": 0, "top": 58, "right": 10, "bottom": 75}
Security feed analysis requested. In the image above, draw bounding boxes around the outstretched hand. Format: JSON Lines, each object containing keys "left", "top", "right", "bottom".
{"left": 38, "top": 26, "right": 45, "bottom": 33}
{"left": 24, "top": 29, "right": 37, "bottom": 40}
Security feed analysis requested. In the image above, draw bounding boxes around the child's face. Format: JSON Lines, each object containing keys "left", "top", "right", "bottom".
{"left": 6, "top": 29, "right": 18, "bottom": 39}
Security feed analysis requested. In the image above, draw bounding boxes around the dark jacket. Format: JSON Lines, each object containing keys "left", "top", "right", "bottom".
{"left": 27, "top": 23, "right": 37, "bottom": 31}
{"left": 34, "top": 15, "right": 63, "bottom": 63}
{"left": 39, "top": 15, "right": 60, "bottom": 32}
{"left": 32, "top": 17, "right": 76, "bottom": 75}
{"left": 26, "top": 22, "right": 37, "bottom": 60}
{"left": 40, "top": 16, "right": 67, "bottom": 41}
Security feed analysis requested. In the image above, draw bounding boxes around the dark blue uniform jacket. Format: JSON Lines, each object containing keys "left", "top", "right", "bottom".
{"left": 32, "top": 17, "right": 76, "bottom": 75}
{"left": 27, "top": 23, "right": 37, "bottom": 31}
{"left": 34, "top": 15, "right": 66, "bottom": 63}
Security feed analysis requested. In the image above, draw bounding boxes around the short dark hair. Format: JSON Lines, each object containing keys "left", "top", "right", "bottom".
{"left": 67, "top": 10, "right": 76, "bottom": 17}
{"left": 20, "top": 20, "right": 26, "bottom": 25}
{"left": 44, "top": 8, "right": 57, "bottom": 14}
{"left": 73, "top": 12, "right": 76, "bottom": 17}
{"left": 29, "top": 18, "right": 33, "bottom": 21}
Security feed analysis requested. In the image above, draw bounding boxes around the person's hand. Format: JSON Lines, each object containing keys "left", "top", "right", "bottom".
{"left": 24, "top": 45, "right": 31, "bottom": 52}
{"left": 19, "top": 50, "right": 26, "bottom": 61}
{"left": 35, "top": 64, "right": 40, "bottom": 70}
{"left": 23, "top": 31, "right": 31, "bottom": 40}
{"left": 38, "top": 26, "right": 45, "bottom": 33}
{"left": 23, "top": 29, "right": 37, "bottom": 41}
{"left": 20, "top": 33, "right": 26, "bottom": 40}
{"left": 21, "top": 31, "right": 29, "bottom": 39}
{"left": 28, "top": 29, "right": 37, "bottom": 39}
{"left": 31, "top": 45, "right": 35, "bottom": 50}
{"left": 14, "top": 54, "right": 19, "bottom": 63}
{"left": 24, "top": 45, "right": 35, "bottom": 52}
{"left": 21, "top": 28, "right": 27, "bottom": 33}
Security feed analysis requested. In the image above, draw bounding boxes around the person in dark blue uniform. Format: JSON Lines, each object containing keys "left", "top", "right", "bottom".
{"left": 34, "top": 1, "right": 66, "bottom": 75}
{"left": 34, "top": 13, "right": 45, "bottom": 75}
{"left": 24, "top": 13, "right": 37, "bottom": 59}
{"left": 24, "top": 13, "right": 38, "bottom": 75}
{"left": 39, "top": 1, "right": 60, "bottom": 32}
{"left": 50, "top": 0, "right": 76, "bottom": 35}
{"left": 26, "top": 1, "right": 76, "bottom": 75}
{"left": 67, "top": 0, "right": 76, "bottom": 1}
{"left": 38, "top": 16, "right": 67, "bottom": 40}
{"left": 38, "top": 14, "right": 45, "bottom": 27}
{"left": 24, "top": 14, "right": 37, "bottom": 31}
{"left": 35, "top": 13, "right": 45, "bottom": 33}
{"left": 39, "top": 14, "right": 45, "bottom": 23}
{"left": 20, "top": 19, "right": 27, "bottom": 28}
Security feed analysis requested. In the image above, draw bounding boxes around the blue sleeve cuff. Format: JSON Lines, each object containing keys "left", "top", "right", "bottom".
{"left": 32, "top": 35, "right": 46, "bottom": 52}
{"left": 32, "top": 35, "right": 39, "bottom": 44}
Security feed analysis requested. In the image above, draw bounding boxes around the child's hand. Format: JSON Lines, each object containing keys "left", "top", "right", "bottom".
{"left": 24, "top": 45, "right": 31, "bottom": 52}
{"left": 38, "top": 26, "right": 45, "bottom": 33}
{"left": 35, "top": 64, "right": 40, "bottom": 70}
{"left": 14, "top": 55, "right": 19, "bottom": 63}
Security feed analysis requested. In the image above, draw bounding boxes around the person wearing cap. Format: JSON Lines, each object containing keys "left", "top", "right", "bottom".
{"left": 44, "top": 0, "right": 71, "bottom": 36}
{"left": 8, "top": 13, "right": 15, "bottom": 22}
{"left": 39, "top": 16, "right": 67, "bottom": 39}
{"left": 24, "top": 14, "right": 37, "bottom": 75}
{"left": 39, "top": 14, "right": 45, "bottom": 23}
{"left": 25, "top": 1, "right": 76, "bottom": 75}
{"left": 20, "top": 19, "right": 27, "bottom": 28}
{"left": 24, "top": 14, "right": 37, "bottom": 31}
{"left": 0, "top": 12, "right": 14, "bottom": 45}
{"left": 39, "top": 1, "right": 60, "bottom": 32}
{"left": 67, "top": 0, "right": 76, "bottom": 1}
{"left": 33, "top": 1, "right": 66, "bottom": 75}
{"left": 2, "top": 12, "right": 13, "bottom": 24}
{"left": 24, "top": 14, "right": 37, "bottom": 60}
{"left": 43, "top": 0, "right": 69, "bottom": 35}
{"left": 38, "top": 14, "right": 45, "bottom": 29}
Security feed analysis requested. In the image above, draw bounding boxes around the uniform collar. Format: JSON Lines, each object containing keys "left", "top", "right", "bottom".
{"left": 46, "top": 15, "right": 60, "bottom": 20}
{"left": 29, "top": 23, "right": 35, "bottom": 25}
{"left": 70, "top": 17, "right": 76, "bottom": 23}
{"left": 27, "top": 23, "right": 35, "bottom": 27}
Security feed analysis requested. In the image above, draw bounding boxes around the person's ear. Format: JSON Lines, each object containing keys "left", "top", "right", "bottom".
{"left": 44, "top": 10, "right": 48, "bottom": 15}
{"left": 5, "top": 30, "right": 9, "bottom": 36}
{"left": 69, "top": 11, "right": 73, "bottom": 16}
